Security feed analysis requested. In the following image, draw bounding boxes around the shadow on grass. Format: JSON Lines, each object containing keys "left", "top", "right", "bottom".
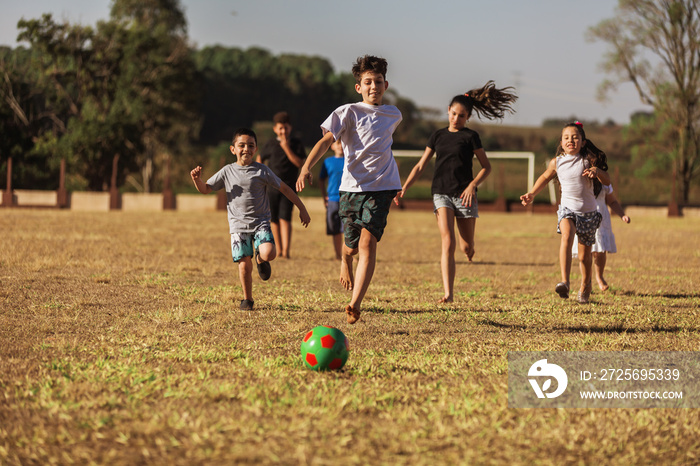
{"left": 362, "top": 307, "right": 426, "bottom": 315}
{"left": 478, "top": 318, "right": 693, "bottom": 334}
{"left": 618, "top": 291, "right": 700, "bottom": 299}
{"left": 384, "top": 259, "right": 555, "bottom": 267}
{"left": 462, "top": 261, "right": 556, "bottom": 267}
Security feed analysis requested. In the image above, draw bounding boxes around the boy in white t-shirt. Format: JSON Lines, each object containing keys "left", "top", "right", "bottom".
{"left": 296, "top": 55, "right": 402, "bottom": 324}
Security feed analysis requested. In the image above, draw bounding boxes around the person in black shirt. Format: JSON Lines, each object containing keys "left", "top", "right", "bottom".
{"left": 257, "top": 112, "right": 307, "bottom": 259}
{"left": 396, "top": 82, "right": 517, "bottom": 303}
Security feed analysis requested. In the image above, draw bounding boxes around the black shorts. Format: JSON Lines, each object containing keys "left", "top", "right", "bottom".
{"left": 326, "top": 200, "right": 343, "bottom": 235}
{"left": 268, "top": 185, "right": 294, "bottom": 222}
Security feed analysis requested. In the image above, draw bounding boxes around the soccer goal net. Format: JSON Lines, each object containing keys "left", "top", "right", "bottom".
{"left": 392, "top": 150, "right": 556, "bottom": 205}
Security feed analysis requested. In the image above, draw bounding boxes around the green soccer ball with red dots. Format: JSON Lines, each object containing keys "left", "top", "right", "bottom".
{"left": 301, "top": 326, "right": 349, "bottom": 371}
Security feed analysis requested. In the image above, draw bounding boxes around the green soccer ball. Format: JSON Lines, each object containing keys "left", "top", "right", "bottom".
{"left": 301, "top": 326, "right": 349, "bottom": 371}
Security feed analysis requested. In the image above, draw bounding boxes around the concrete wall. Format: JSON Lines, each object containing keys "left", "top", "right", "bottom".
{"left": 176, "top": 194, "right": 219, "bottom": 212}
{"left": 121, "top": 193, "right": 164, "bottom": 211}
{"left": 13, "top": 189, "right": 57, "bottom": 206}
{"left": 684, "top": 207, "right": 700, "bottom": 218}
{"left": 0, "top": 191, "right": 325, "bottom": 212}
{"left": 69, "top": 192, "right": 111, "bottom": 211}
{"left": 625, "top": 206, "right": 700, "bottom": 218}
{"left": 0, "top": 189, "right": 697, "bottom": 217}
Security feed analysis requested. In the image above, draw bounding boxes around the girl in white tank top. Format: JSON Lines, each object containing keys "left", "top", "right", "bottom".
{"left": 520, "top": 122, "right": 610, "bottom": 304}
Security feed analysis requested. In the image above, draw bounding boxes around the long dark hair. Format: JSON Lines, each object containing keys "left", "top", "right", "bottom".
{"left": 556, "top": 122, "right": 608, "bottom": 196}
{"left": 449, "top": 81, "right": 518, "bottom": 120}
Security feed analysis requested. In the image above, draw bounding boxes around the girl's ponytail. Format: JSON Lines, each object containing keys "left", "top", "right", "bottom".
{"left": 449, "top": 81, "right": 518, "bottom": 120}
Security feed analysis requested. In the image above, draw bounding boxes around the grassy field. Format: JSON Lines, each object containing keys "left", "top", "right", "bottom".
{"left": 1, "top": 206, "right": 699, "bottom": 465}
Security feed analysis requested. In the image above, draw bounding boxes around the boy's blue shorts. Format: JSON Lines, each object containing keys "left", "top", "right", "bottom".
{"left": 230, "top": 224, "right": 275, "bottom": 262}
{"left": 339, "top": 190, "right": 398, "bottom": 249}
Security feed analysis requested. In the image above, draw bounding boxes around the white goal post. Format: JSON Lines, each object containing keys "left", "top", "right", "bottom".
{"left": 392, "top": 150, "right": 557, "bottom": 205}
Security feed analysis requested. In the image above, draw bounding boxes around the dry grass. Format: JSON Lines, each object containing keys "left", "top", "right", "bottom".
{"left": 1, "top": 206, "right": 699, "bottom": 465}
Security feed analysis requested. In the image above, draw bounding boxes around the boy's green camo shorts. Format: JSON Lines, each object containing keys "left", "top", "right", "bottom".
{"left": 339, "top": 190, "right": 398, "bottom": 249}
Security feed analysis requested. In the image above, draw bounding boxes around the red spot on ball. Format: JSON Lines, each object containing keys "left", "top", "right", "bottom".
{"left": 328, "top": 358, "right": 343, "bottom": 370}
{"left": 303, "top": 331, "right": 313, "bottom": 342}
{"left": 321, "top": 335, "right": 336, "bottom": 349}
{"left": 306, "top": 353, "right": 317, "bottom": 366}
{"left": 344, "top": 337, "right": 349, "bottom": 350}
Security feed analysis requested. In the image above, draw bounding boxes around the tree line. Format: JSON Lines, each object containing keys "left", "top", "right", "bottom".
{"left": 0, "top": 0, "right": 431, "bottom": 193}
{"left": 1, "top": 0, "right": 698, "bottom": 202}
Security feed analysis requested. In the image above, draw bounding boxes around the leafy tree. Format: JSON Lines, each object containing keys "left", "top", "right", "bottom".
{"left": 12, "top": 0, "right": 198, "bottom": 192}
{"left": 16, "top": 13, "right": 142, "bottom": 191}
{"left": 4, "top": 3, "right": 427, "bottom": 192}
{"left": 624, "top": 110, "right": 676, "bottom": 178}
{"left": 193, "top": 46, "right": 355, "bottom": 146}
{"left": 108, "top": 0, "right": 199, "bottom": 192}
{"left": 0, "top": 46, "right": 51, "bottom": 188}
{"left": 588, "top": 0, "right": 700, "bottom": 202}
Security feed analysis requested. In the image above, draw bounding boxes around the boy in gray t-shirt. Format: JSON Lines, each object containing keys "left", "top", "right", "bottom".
{"left": 191, "top": 128, "right": 311, "bottom": 311}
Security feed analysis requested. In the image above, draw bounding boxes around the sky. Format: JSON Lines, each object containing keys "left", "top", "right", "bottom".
{"left": 0, "top": 0, "right": 653, "bottom": 127}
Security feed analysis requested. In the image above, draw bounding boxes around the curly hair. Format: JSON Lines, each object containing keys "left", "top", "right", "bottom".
{"left": 449, "top": 81, "right": 518, "bottom": 120}
{"left": 352, "top": 55, "right": 388, "bottom": 83}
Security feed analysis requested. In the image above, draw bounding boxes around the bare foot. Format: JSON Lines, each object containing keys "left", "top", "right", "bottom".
{"left": 438, "top": 296, "right": 453, "bottom": 304}
{"left": 466, "top": 246, "right": 475, "bottom": 262}
{"left": 345, "top": 305, "right": 360, "bottom": 324}
{"left": 597, "top": 277, "right": 609, "bottom": 291}
{"left": 339, "top": 255, "right": 354, "bottom": 291}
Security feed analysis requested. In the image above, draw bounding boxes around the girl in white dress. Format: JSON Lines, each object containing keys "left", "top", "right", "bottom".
{"left": 573, "top": 184, "right": 631, "bottom": 290}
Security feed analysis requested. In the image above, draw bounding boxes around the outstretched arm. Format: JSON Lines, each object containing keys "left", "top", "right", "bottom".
{"left": 190, "top": 166, "right": 213, "bottom": 194}
{"left": 394, "top": 146, "right": 434, "bottom": 205}
{"left": 278, "top": 182, "right": 310, "bottom": 227}
{"left": 520, "top": 158, "right": 557, "bottom": 206}
{"left": 605, "top": 191, "right": 630, "bottom": 223}
{"left": 296, "top": 131, "right": 335, "bottom": 192}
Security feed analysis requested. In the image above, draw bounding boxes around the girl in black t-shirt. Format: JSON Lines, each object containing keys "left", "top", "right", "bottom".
{"left": 395, "top": 82, "right": 517, "bottom": 303}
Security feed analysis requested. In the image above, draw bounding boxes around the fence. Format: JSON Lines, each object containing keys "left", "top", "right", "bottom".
{"left": 1, "top": 155, "right": 696, "bottom": 216}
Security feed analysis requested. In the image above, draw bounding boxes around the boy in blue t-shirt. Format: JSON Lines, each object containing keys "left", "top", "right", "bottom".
{"left": 319, "top": 139, "right": 345, "bottom": 259}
